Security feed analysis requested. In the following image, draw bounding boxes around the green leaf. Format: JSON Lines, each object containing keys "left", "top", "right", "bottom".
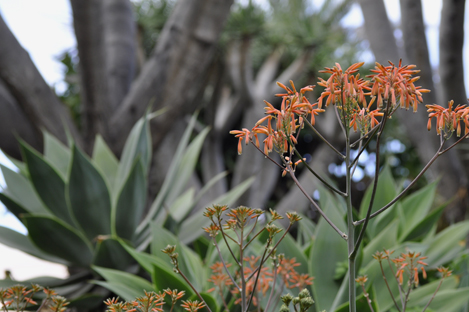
{"left": 178, "top": 176, "right": 255, "bottom": 244}
{"left": 93, "top": 238, "right": 134, "bottom": 270}
{"left": 140, "top": 114, "right": 199, "bottom": 230}
{"left": 408, "top": 286, "right": 469, "bottom": 312}
{"left": 43, "top": 131, "right": 71, "bottom": 179}
{"left": 20, "top": 142, "right": 75, "bottom": 226}
{"left": 362, "top": 220, "right": 398, "bottom": 267}
{"left": 151, "top": 227, "right": 205, "bottom": 290}
{"left": 115, "top": 116, "right": 151, "bottom": 195}
{"left": 93, "top": 266, "right": 155, "bottom": 301}
{"left": 1, "top": 150, "right": 27, "bottom": 176}
{"left": 92, "top": 135, "right": 119, "bottom": 191}
{"left": 68, "top": 145, "right": 112, "bottom": 240}
{"left": 0, "top": 164, "right": 49, "bottom": 215}
{"left": 22, "top": 215, "right": 93, "bottom": 266}
{"left": 121, "top": 242, "right": 172, "bottom": 273}
{"left": 0, "top": 226, "right": 68, "bottom": 264}
{"left": 406, "top": 276, "right": 458, "bottom": 307}
{"left": 359, "top": 165, "right": 397, "bottom": 237}
{"left": 68, "top": 294, "right": 105, "bottom": 310}
{"left": 165, "top": 127, "right": 210, "bottom": 206}
{"left": 168, "top": 188, "right": 195, "bottom": 223}
{"left": 425, "top": 220, "right": 469, "bottom": 268}
{"left": 151, "top": 263, "right": 195, "bottom": 295}
{"left": 398, "top": 181, "right": 437, "bottom": 240}
{"left": 400, "top": 203, "right": 446, "bottom": 242}
{"left": 310, "top": 188, "right": 347, "bottom": 312}
{"left": 114, "top": 159, "right": 146, "bottom": 241}
{"left": 0, "top": 193, "right": 28, "bottom": 219}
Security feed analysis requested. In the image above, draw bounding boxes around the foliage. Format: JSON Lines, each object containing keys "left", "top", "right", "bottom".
{"left": 0, "top": 114, "right": 252, "bottom": 308}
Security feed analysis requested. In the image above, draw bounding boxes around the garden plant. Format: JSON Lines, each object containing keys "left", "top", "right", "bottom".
{"left": 230, "top": 60, "right": 469, "bottom": 311}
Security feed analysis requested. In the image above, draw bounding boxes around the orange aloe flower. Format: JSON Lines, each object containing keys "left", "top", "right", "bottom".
{"left": 426, "top": 100, "right": 469, "bottom": 137}
{"left": 368, "top": 60, "right": 429, "bottom": 112}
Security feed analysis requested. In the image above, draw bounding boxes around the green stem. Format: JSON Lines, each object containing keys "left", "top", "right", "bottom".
{"left": 177, "top": 267, "right": 213, "bottom": 312}
{"left": 212, "top": 237, "right": 241, "bottom": 291}
{"left": 345, "top": 135, "right": 356, "bottom": 312}
{"left": 422, "top": 278, "right": 445, "bottom": 312}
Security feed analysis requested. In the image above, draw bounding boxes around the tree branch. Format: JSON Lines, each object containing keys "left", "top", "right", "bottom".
{"left": 0, "top": 14, "right": 81, "bottom": 148}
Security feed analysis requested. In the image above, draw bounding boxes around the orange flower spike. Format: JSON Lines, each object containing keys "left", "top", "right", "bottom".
{"left": 414, "top": 267, "right": 419, "bottom": 285}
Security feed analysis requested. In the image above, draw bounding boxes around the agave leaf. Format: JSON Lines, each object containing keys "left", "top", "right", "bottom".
{"left": 1, "top": 149, "right": 27, "bottom": 176}
{"left": 121, "top": 241, "right": 172, "bottom": 273}
{"left": 115, "top": 116, "right": 151, "bottom": 196}
{"left": 424, "top": 220, "right": 469, "bottom": 268}
{"left": 168, "top": 188, "right": 195, "bottom": 223}
{"left": 310, "top": 188, "right": 347, "bottom": 312}
{"left": 20, "top": 141, "right": 76, "bottom": 226}
{"left": 178, "top": 176, "right": 255, "bottom": 244}
{"left": 398, "top": 181, "right": 437, "bottom": 239}
{"left": 93, "top": 237, "right": 134, "bottom": 271}
{"left": 114, "top": 159, "right": 146, "bottom": 241}
{"left": 92, "top": 135, "right": 119, "bottom": 191}
{"left": 362, "top": 220, "right": 398, "bottom": 267}
{"left": 165, "top": 127, "right": 210, "bottom": 206}
{"left": 151, "top": 226, "right": 204, "bottom": 290}
{"left": 68, "top": 145, "right": 112, "bottom": 240}
{"left": 405, "top": 276, "right": 458, "bottom": 308}
{"left": 0, "top": 226, "right": 68, "bottom": 265}
{"left": 93, "top": 266, "right": 155, "bottom": 301}
{"left": 22, "top": 215, "right": 93, "bottom": 267}
{"left": 400, "top": 203, "right": 446, "bottom": 242}
{"left": 43, "top": 131, "right": 71, "bottom": 179}
{"left": 151, "top": 263, "right": 195, "bottom": 296}
{"left": 0, "top": 164, "right": 50, "bottom": 216}
{"left": 0, "top": 193, "right": 28, "bottom": 219}
{"left": 140, "top": 114, "right": 199, "bottom": 231}
{"left": 359, "top": 165, "right": 397, "bottom": 237}
{"left": 68, "top": 294, "right": 105, "bottom": 310}
{"left": 408, "top": 287, "right": 469, "bottom": 312}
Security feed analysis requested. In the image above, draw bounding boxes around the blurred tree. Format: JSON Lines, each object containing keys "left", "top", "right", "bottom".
{"left": 0, "top": 0, "right": 360, "bottom": 217}
{"left": 357, "top": 0, "right": 469, "bottom": 223}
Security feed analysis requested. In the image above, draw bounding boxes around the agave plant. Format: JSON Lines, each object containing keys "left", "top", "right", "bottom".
{"left": 0, "top": 113, "right": 253, "bottom": 308}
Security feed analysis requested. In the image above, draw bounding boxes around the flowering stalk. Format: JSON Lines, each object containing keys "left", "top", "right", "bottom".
{"left": 231, "top": 60, "right": 469, "bottom": 312}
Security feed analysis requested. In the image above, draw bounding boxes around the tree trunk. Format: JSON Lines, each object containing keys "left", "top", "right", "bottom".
{"left": 103, "top": 0, "right": 137, "bottom": 110}
{"left": 109, "top": 0, "right": 234, "bottom": 154}
{"left": 70, "top": 0, "right": 112, "bottom": 146}
{"left": 357, "top": 0, "right": 399, "bottom": 64}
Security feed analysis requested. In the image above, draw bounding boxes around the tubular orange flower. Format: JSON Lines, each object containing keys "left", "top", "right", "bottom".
{"left": 426, "top": 100, "right": 469, "bottom": 138}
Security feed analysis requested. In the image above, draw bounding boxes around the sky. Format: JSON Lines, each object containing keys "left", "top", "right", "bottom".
{"left": 0, "top": 0, "right": 468, "bottom": 280}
